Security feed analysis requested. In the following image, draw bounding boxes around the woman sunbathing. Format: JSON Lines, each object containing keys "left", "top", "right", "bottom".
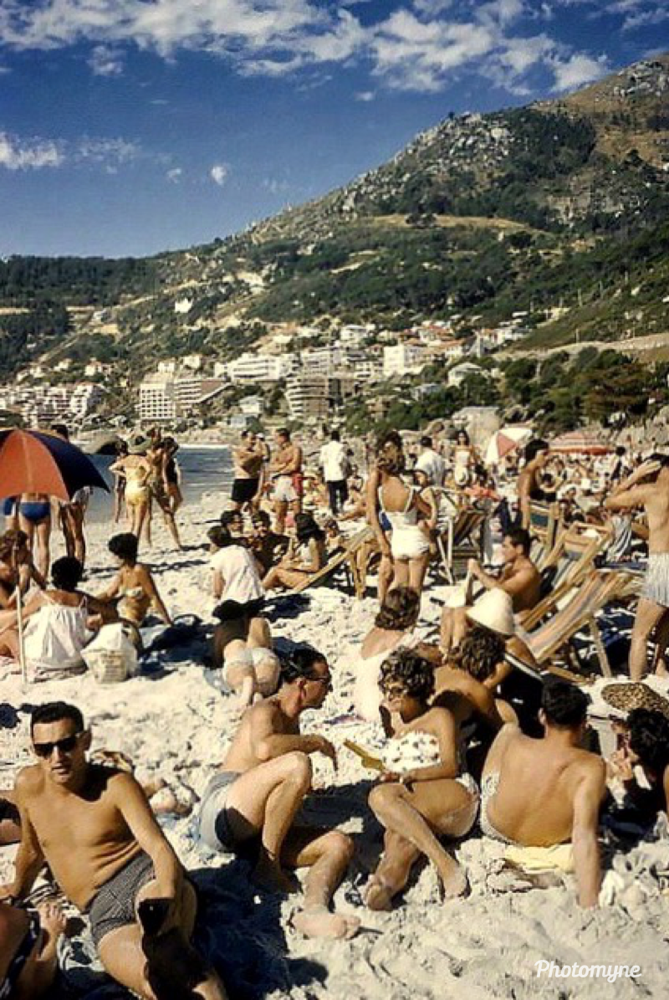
{"left": 365, "top": 648, "right": 479, "bottom": 909}
{"left": 98, "top": 532, "right": 171, "bottom": 627}
{"left": 262, "top": 513, "right": 326, "bottom": 591}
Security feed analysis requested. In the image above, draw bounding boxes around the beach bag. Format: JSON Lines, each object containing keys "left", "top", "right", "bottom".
{"left": 82, "top": 623, "right": 138, "bottom": 685}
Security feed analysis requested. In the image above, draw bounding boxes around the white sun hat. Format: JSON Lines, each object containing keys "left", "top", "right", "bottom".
{"left": 467, "top": 588, "right": 516, "bottom": 637}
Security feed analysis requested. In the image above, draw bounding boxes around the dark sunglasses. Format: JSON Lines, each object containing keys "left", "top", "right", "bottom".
{"left": 305, "top": 673, "right": 333, "bottom": 691}
{"left": 33, "top": 733, "right": 83, "bottom": 758}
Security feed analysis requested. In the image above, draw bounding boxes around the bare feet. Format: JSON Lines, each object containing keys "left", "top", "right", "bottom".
{"left": 365, "top": 874, "right": 394, "bottom": 912}
{"left": 436, "top": 858, "right": 468, "bottom": 899}
{"left": 252, "top": 855, "right": 299, "bottom": 895}
{"left": 293, "top": 905, "right": 360, "bottom": 940}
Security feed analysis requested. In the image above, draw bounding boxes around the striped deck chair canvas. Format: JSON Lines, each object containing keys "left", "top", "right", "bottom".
{"left": 287, "top": 525, "right": 374, "bottom": 597}
{"left": 528, "top": 501, "right": 559, "bottom": 569}
{"left": 524, "top": 570, "right": 635, "bottom": 677}
{"left": 437, "top": 507, "right": 485, "bottom": 584}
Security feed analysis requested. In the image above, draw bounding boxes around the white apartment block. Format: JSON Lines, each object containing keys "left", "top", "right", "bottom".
{"left": 226, "top": 352, "right": 296, "bottom": 383}
{"left": 285, "top": 375, "right": 331, "bottom": 422}
{"left": 0, "top": 382, "right": 103, "bottom": 426}
{"left": 300, "top": 346, "right": 344, "bottom": 375}
{"left": 383, "top": 344, "right": 427, "bottom": 377}
{"left": 139, "top": 376, "right": 178, "bottom": 422}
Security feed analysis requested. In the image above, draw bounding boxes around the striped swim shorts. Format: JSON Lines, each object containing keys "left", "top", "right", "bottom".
{"left": 641, "top": 552, "right": 669, "bottom": 608}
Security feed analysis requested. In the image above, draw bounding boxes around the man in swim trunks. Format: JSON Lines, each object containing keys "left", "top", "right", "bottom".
{"left": 480, "top": 679, "right": 605, "bottom": 908}
{"left": 605, "top": 454, "right": 669, "bottom": 680}
{"left": 0, "top": 702, "right": 226, "bottom": 1000}
{"left": 269, "top": 429, "right": 303, "bottom": 534}
{"left": 517, "top": 439, "right": 550, "bottom": 529}
{"left": 198, "top": 647, "right": 359, "bottom": 940}
{"left": 231, "top": 430, "right": 265, "bottom": 513}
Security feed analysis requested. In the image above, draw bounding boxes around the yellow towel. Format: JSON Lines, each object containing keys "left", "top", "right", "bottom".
{"left": 504, "top": 843, "right": 574, "bottom": 874}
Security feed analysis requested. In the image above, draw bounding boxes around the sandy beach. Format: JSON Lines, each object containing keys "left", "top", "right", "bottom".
{"left": 2, "top": 492, "right": 669, "bottom": 1000}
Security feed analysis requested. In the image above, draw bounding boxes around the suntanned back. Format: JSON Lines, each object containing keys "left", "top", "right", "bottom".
{"left": 488, "top": 733, "right": 601, "bottom": 846}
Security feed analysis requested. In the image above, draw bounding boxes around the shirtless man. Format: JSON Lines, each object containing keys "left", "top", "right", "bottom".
{"left": 518, "top": 439, "right": 550, "bottom": 529}
{"left": 441, "top": 528, "right": 541, "bottom": 651}
{"left": 269, "top": 428, "right": 303, "bottom": 533}
{"left": 604, "top": 455, "right": 669, "bottom": 680}
{"left": 0, "top": 702, "right": 225, "bottom": 1000}
{"left": 231, "top": 430, "right": 265, "bottom": 513}
{"left": 480, "top": 680, "right": 605, "bottom": 908}
{"left": 198, "top": 646, "right": 359, "bottom": 940}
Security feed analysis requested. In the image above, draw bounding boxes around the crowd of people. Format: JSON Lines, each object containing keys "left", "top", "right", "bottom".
{"left": 0, "top": 419, "right": 668, "bottom": 999}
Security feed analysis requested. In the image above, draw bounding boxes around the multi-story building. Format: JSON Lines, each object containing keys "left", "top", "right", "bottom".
{"left": 138, "top": 375, "right": 178, "bottom": 422}
{"left": 226, "top": 353, "right": 296, "bottom": 383}
{"left": 300, "top": 347, "right": 344, "bottom": 375}
{"left": 285, "top": 375, "right": 355, "bottom": 422}
{"left": 383, "top": 343, "right": 427, "bottom": 377}
{"left": 0, "top": 382, "right": 104, "bottom": 426}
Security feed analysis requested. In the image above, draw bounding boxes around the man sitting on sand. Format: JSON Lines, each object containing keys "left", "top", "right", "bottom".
{"left": 441, "top": 528, "right": 541, "bottom": 652}
{"left": 1, "top": 702, "right": 226, "bottom": 1000}
{"left": 480, "top": 680, "right": 606, "bottom": 908}
{"left": 198, "top": 646, "right": 359, "bottom": 940}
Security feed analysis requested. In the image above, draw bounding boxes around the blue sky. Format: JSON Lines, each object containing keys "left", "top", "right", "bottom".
{"left": 0, "top": 0, "right": 666, "bottom": 258}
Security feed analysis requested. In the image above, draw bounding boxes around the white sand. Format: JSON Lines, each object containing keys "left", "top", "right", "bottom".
{"left": 1, "top": 492, "right": 669, "bottom": 998}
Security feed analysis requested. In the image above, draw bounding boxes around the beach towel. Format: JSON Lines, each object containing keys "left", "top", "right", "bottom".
{"left": 503, "top": 843, "right": 574, "bottom": 873}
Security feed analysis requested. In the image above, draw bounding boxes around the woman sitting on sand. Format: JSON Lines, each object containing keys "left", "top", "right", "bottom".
{"left": 0, "top": 557, "right": 109, "bottom": 680}
{"left": 262, "top": 512, "right": 326, "bottom": 591}
{"left": 109, "top": 436, "right": 152, "bottom": 543}
{"left": 98, "top": 532, "right": 172, "bottom": 627}
{"left": 0, "top": 529, "right": 46, "bottom": 608}
{"left": 365, "top": 648, "right": 479, "bottom": 909}
{"left": 354, "top": 586, "right": 423, "bottom": 722}
{"left": 209, "top": 525, "right": 279, "bottom": 707}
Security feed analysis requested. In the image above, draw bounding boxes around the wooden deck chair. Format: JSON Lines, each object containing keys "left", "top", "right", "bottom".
{"left": 437, "top": 506, "right": 486, "bottom": 584}
{"left": 528, "top": 501, "right": 560, "bottom": 569}
{"left": 519, "top": 569, "right": 639, "bottom": 679}
{"left": 286, "top": 525, "right": 373, "bottom": 597}
{"left": 521, "top": 522, "right": 613, "bottom": 631}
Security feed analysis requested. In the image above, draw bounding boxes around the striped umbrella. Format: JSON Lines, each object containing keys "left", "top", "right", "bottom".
{"left": 550, "top": 431, "right": 611, "bottom": 455}
{"left": 0, "top": 428, "right": 109, "bottom": 501}
{"left": 484, "top": 426, "right": 532, "bottom": 466}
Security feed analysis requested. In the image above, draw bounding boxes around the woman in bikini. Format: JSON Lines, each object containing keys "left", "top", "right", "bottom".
{"left": 262, "top": 513, "right": 326, "bottom": 591}
{"left": 98, "top": 533, "right": 171, "bottom": 627}
{"left": 145, "top": 439, "right": 182, "bottom": 549}
{"left": 0, "top": 530, "right": 46, "bottom": 609}
{"left": 365, "top": 648, "right": 479, "bottom": 909}
{"left": 109, "top": 437, "right": 152, "bottom": 544}
{"left": 17, "top": 495, "right": 51, "bottom": 580}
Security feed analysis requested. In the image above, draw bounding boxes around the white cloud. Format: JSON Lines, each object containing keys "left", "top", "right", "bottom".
{"left": 0, "top": 131, "right": 64, "bottom": 169}
{"left": 167, "top": 167, "right": 183, "bottom": 182}
{"left": 75, "top": 137, "right": 141, "bottom": 165}
{"left": 210, "top": 162, "right": 229, "bottom": 186}
{"left": 355, "top": 89, "right": 376, "bottom": 101}
{"left": 550, "top": 51, "right": 609, "bottom": 91}
{"left": 88, "top": 43, "right": 124, "bottom": 76}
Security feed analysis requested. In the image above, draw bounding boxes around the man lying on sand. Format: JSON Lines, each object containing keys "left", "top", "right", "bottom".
{"left": 0, "top": 702, "right": 226, "bottom": 1000}
{"left": 480, "top": 680, "right": 605, "bottom": 908}
{"left": 198, "top": 646, "right": 360, "bottom": 940}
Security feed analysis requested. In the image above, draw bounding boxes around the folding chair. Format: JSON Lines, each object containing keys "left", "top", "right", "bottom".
{"left": 528, "top": 501, "right": 560, "bottom": 569}
{"left": 436, "top": 506, "right": 486, "bottom": 584}
{"left": 287, "top": 525, "right": 373, "bottom": 597}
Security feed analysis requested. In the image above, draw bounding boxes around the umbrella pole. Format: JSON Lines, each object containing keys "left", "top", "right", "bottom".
{"left": 11, "top": 545, "right": 28, "bottom": 686}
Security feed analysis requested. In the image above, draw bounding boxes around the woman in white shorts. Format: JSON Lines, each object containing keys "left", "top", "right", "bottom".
{"left": 377, "top": 444, "right": 436, "bottom": 595}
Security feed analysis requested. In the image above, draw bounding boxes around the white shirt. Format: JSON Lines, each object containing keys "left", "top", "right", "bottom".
{"left": 415, "top": 448, "right": 446, "bottom": 486}
{"left": 210, "top": 545, "right": 264, "bottom": 603}
{"left": 319, "top": 440, "right": 348, "bottom": 482}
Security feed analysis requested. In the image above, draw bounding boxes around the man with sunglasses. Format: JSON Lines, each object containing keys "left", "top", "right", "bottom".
{"left": 198, "top": 646, "right": 359, "bottom": 940}
{"left": 1, "top": 702, "right": 226, "bottom": 1000}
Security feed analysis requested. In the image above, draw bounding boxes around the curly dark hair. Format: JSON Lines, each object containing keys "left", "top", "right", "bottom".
{"left": 280, "top": 645, "right": 328, "bottom": 685}
{"left": 374, "top": 586, "right": 420, "bottom": 631}
{"left": 449, "top": 626, "right": 505, "bottom": 682}
{"left": 541, "top": 678, "right": 589, "bottom": 728}
{"left": 628, "top": 708, "right": 669, "bottom": 776}
{"left": 379, "top": 648, "right": 435, "bottom": 702}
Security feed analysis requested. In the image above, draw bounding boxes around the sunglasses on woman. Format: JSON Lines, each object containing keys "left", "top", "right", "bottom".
{"left": 33, "top": 733, "right": 83, "bottom": 758}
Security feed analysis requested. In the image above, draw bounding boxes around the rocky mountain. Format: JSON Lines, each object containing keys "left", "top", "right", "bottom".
{"left": 1, "top": 53, "right": 668, "bottom": 377}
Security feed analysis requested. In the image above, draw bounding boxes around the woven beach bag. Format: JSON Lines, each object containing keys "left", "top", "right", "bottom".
{"left": 82, "top": 623, "right": 138, "bottom": 685}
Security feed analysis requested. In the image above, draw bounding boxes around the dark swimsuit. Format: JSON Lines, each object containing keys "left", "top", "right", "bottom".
{"left": 0, "top": 910, "right": 40, "bottom": 999}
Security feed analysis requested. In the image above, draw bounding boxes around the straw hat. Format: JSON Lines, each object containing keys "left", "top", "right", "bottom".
{"left": 454, "top": 467, "right": 470, "bottom": 487}
{"left": 467, "top": 588, "right": 515, "bottom": 637}
{"left": 127, "top": 433, "right": 150, "bottom": 455}
{"left": 601, "top": 682, "right": 669, "bottom": 720}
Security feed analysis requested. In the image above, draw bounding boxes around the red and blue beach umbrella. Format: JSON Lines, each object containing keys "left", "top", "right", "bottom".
{"left": 0, "top": 428, "right": 109, "bottom": 501}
